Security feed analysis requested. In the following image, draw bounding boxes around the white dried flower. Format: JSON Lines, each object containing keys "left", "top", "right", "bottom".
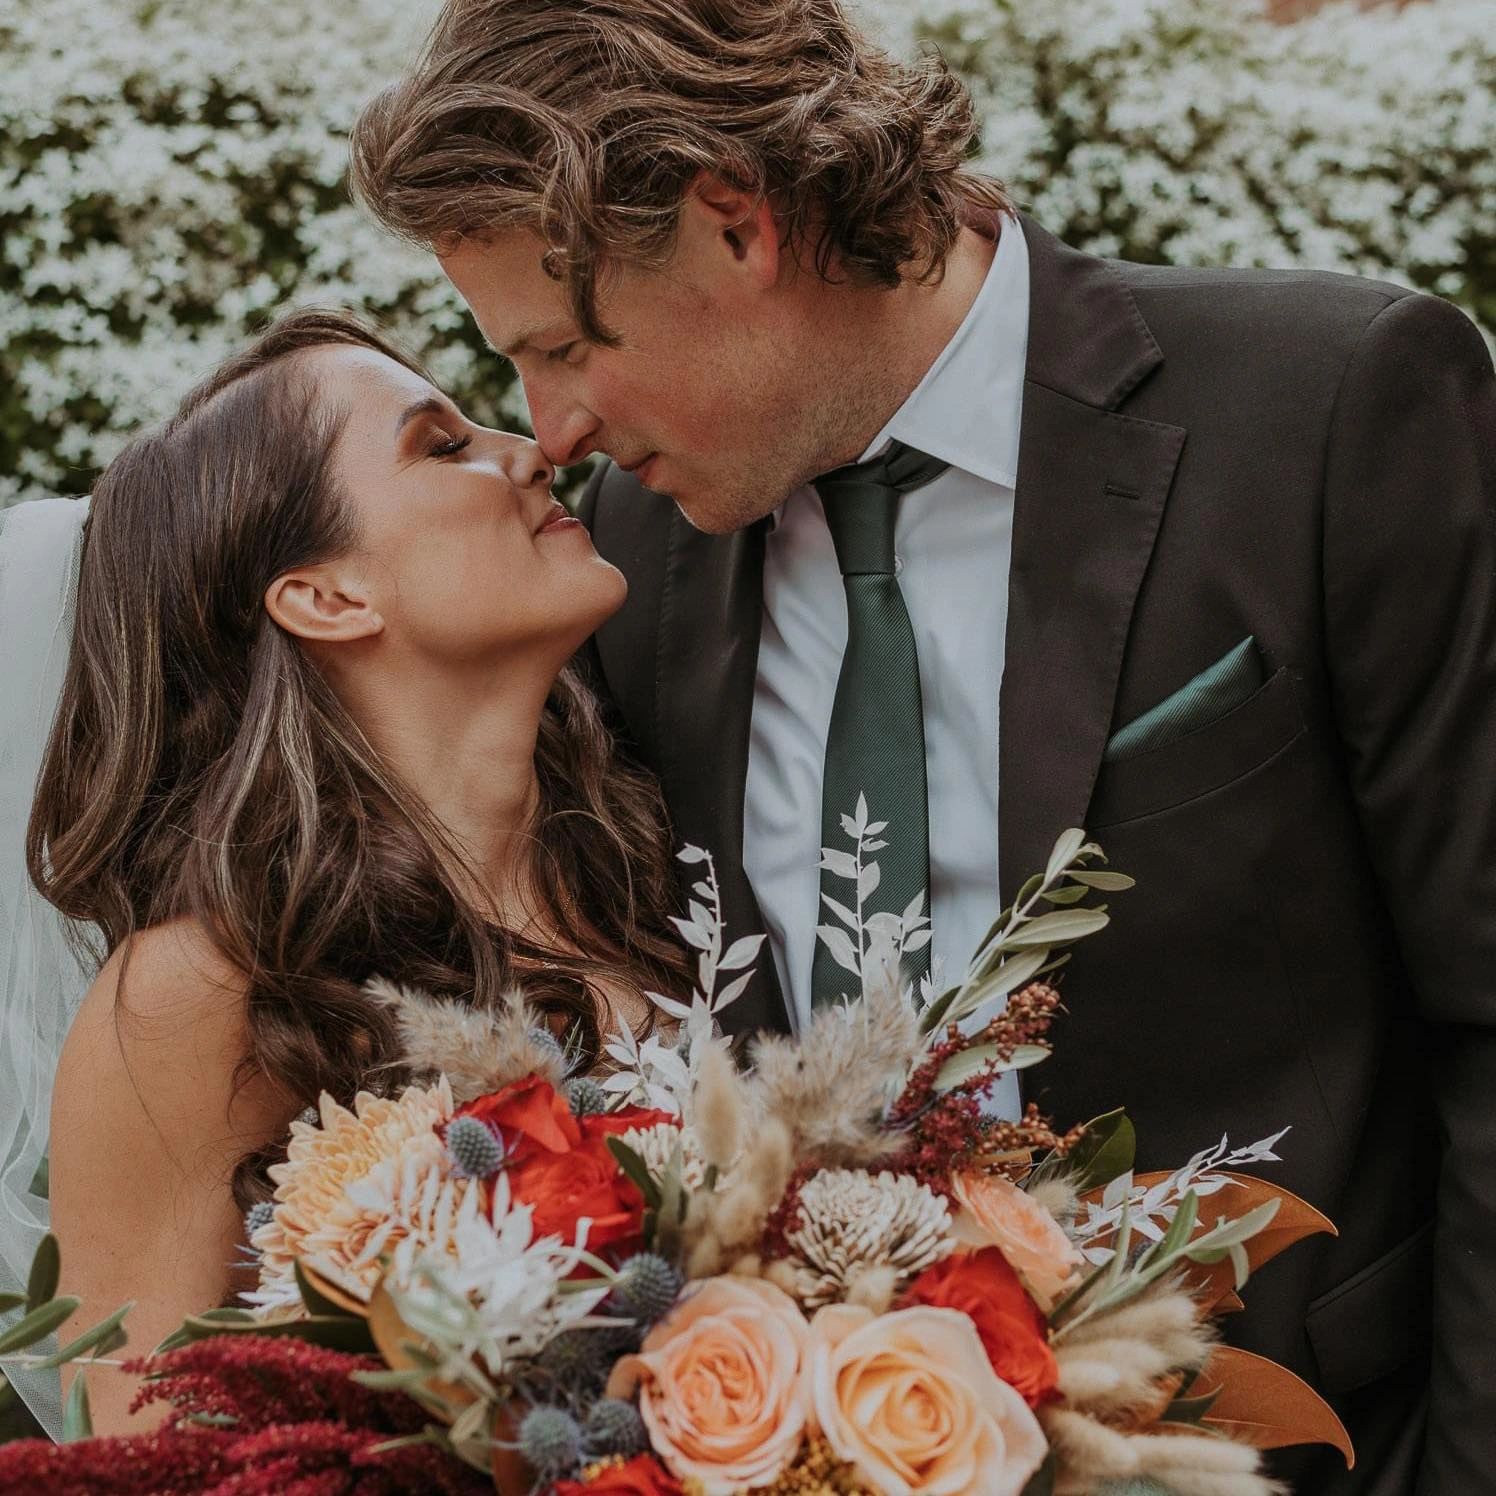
{"left": 776, "top": 1168, "right": 955, "bottom": 1309}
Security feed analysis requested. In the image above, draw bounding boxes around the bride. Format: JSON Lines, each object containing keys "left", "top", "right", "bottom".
{"left": 0, "top": 308, "right": 689, "bottom": 1440}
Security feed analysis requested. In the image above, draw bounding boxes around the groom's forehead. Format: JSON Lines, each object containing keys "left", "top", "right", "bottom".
{"left": 439, "top": 230, "right": 575, "bottom": 348}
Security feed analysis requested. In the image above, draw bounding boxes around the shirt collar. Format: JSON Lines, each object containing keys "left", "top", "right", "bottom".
{"left": 855, "top": 210, "right": 1029, "bottom": 489}
{"left": 766, "top": 211, "right": 1030, "bottom": 533}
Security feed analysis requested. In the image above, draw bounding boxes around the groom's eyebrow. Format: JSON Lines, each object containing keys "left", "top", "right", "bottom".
{"left": 494, "top": 321, "right": 573, "bottom": 359}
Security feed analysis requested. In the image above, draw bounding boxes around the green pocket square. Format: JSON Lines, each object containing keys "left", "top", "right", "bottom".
{"left": 1104, "top": 636, "right": 1264, "bottom": 763}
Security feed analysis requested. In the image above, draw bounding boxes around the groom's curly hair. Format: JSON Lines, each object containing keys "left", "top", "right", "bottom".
{"left": 349, "top": 0, "right": 1010, "bottom": 342}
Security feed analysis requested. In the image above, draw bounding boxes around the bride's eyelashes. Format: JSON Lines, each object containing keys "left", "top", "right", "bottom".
{"left": 430, "top": 432, "right": 472, "bottom": 458}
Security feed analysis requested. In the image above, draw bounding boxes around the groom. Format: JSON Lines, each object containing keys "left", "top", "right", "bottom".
{"left": 351, "top": 1, "right": 1496, "bottom": 1489}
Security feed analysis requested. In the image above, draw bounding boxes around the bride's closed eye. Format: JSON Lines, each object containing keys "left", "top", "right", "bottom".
{"left": 430, "top": 432, "right": 472, "bottom": 458}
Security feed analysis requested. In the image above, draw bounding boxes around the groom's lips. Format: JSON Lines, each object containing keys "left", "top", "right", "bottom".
{"left": 619, "top": 453, "right": 658, "bottom": 485}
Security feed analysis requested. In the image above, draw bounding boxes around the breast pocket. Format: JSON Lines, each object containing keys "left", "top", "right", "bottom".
{"left": 1089, "top": 666, "right": 1307, "bottom": 828}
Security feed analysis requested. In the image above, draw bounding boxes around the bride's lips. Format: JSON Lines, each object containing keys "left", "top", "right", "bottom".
{"left": 535, "top": 500, "right": 584, "bottom": 537}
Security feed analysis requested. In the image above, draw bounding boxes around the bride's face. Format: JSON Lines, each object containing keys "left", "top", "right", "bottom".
{"left": 293, "top": 344, "right": 626, "bottom": 666}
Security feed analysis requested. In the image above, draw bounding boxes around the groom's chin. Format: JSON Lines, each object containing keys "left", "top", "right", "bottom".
{"left": 671, "top": 482, "right": 785, "bottom": 536}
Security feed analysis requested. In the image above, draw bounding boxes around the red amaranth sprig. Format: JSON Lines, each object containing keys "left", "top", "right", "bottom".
{"left": 0, "top": 1335, "right": 489, "bottom": 1496}
{"left": 884, "top": 984, "right": 1081, "bottom": 1191}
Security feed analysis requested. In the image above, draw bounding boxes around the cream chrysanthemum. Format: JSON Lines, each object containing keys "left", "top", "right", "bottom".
{"left": 246, "top": 1075, "right": 475, "bottom": 1313}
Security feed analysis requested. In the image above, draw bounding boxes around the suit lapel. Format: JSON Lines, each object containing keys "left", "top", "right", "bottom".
{"left": 999, "top": 218, "right": 1186, "bottom": 895}
{"left": 644, "top": 511, "right": 789, "bottom": 1038}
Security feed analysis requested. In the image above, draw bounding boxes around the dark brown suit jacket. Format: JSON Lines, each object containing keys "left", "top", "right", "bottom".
{"left": 576, "top": 214, "right": 1496, "bottom": 1495}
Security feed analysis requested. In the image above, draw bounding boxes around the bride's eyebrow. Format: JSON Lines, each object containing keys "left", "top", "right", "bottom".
{"left": 392, "top": 395, "right": 458, "bottom": 439}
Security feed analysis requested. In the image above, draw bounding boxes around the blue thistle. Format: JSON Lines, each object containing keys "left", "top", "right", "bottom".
{"left": 584, "top": 1398, "right": 647, "bottom": 1458}
{"left": 565, "top": 1076, "right": 609, "bottom": 1117}
{"left": 446, "top": 1116, "right": 505, "bottom": 1179}
{"left": 528, "top": 1025, "right": 566, "bottom": 1062}
{"left": 535, "top": 1325, "right": 635, "bottom": 1388}
{"left": 612, "top": 1252, "right": 683, "bottom": 1325}
{"left": 243, "top": 1201, "right": 274, "bottom": 1242}
{"left": 518, "top": 1405, "right": 584, "bottom": 1479}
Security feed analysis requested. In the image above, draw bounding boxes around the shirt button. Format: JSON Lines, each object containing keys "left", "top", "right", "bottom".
{"left": 894, "top": 554, "right": 905, "bottom": 576}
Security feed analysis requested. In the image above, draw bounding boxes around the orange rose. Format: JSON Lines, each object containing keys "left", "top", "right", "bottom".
{"left": 804, "top": 1304, "right": 1048, "bottom": 1496}
{"left": 451, "top": 1075, "right": 579, "bottom": 1165}
{"left": 508, "top": 1133, "right": 645, "bottom": 1252}
{"left": 901, "top": 1248, "right": 1059, "bottom": 1408}
{"left": 607, "top": 1277, "right": 810, "bottom": 1494}
{"left": 951, "top": 1171, "right": 1083, "bottom": 1312}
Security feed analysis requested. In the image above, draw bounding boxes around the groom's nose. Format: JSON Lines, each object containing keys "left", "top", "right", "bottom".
{"left": 524, "top": 379, "right": 600, "bottom": 469}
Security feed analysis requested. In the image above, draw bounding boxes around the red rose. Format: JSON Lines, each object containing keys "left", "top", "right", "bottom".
{"left": 552, "top": 1454, "right": 684, "bottom": 1496}
{"left": 452, "top": 1075, "right": 580, "bottom": 1165}
{"left": 901, "top": 1247, "right": 1060, "bottom": 1408}
{"left": 581, "top": 1107, "right": 680, "bottom": 1142}
{"left": 509, "top": 1133, "right": 646, "bottom": 1251}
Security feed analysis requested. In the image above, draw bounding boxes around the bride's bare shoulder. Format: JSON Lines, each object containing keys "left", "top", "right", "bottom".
{"left": 57, "top": 917, "right": 292, "bottom": 1146}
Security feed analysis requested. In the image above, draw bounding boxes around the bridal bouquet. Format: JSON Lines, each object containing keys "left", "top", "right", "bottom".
{"left": 0, "top": 821, "right": 1353, "bottom": 1496}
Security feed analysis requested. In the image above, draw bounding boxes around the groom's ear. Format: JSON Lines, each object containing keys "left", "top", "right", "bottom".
{"left": 682, "top": 171, "right": 782, "bottom": 292}
{"left": 264, "top": 567, "right": 385, "bottom": 646}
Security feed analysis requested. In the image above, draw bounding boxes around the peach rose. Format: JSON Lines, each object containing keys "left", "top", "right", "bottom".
{"left": 951, "top": 1171, "right": 1084, "bottom": 1312}
{"left": 606, "top": 1277, "right": 810, "bottom": 1494}
{"left": 805, "top": 1304, "right": 1047, "bottom": 1496}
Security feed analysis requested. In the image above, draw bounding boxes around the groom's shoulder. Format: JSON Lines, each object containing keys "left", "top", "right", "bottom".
{"left": 1112, "top": 256, "right": 1417, "bottom": 343}
{"left": 1107, "top": 256, "right": 1488, "bottom": 395}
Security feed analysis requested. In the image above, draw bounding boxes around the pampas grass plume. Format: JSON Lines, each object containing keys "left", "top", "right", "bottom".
{"left": 694, "top": 1042, "right": 747, "bottom": 1172}
{"left": 363, "top": 979, "right": 566, "bottom": 1100}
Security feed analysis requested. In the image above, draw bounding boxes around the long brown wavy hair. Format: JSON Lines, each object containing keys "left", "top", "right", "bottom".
{"left": 26, "top": 308, "right": 690, "bottom": 1207}
{"left": 348, "top": 0, "right": 1011, "bottom": 344}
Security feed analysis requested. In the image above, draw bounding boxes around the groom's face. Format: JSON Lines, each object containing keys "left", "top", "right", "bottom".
{"left": 440, "top": 215, "right": 834, "bottom": 534}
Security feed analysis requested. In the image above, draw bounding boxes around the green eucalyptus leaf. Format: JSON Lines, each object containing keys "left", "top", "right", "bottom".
{"left": 1044, "top": 829, "right": 1090, "bottom": 882}
{"left": 941, "top": 947, "right": 1051, "bottom": 1029}
{"left": 1067, "top": 870, "right": 1136, "bottom": 892}
{"left": 61, "top": 1370, "right": 91, "bottom": 1442}
{"left": 0, "top": 1296, "right": 79, "bottom": 1356}
{"left": 26, "top": 1235, "right": 60, "bottom": 1312}
{"left": 1161, "top": 1385, "right": 1221, "bottom": 1425}
{"left": 351, "top": 1367, "right": 435, "bottom": 1392}
{"left": 294, "top": 1261, "right": 361, "bottom": 1320}
{"left": 1032, "top": 1109, "right": 1135, "bottom": 1192}
{"left": 1040, "top": 884, "right": 1091, "bottom": 906}
{"left": 34, "top": 1302, "right": 132, "bottom": 1371}
{"left": 0, "top": 1294, "right": 25, "bottom": 1314}
{"left": 917, "top": 983, "right": 962, "bottom": 1035}
{"left": 999, "top": 908, "right": 1110, "bottom": 948}
{"left": 605, "top": 1138, "right": 663, "bottom": 1211}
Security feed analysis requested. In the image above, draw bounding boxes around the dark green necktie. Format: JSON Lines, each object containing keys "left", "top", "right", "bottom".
{"left": 810, "top": 441, "right": 950, "bottom": 1008}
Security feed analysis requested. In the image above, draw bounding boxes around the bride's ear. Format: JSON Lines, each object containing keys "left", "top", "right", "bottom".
{"left": 264, "top": 568, "right": 384, "bottom": 644}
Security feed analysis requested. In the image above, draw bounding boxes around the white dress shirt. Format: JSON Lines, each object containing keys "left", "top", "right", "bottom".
{"left": 742, "top": 212, "right": 1030, "bottom": 1118}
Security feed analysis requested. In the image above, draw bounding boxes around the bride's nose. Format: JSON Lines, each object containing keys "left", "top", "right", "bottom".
{"left": 502, "top": 436, "right": 555, "bottom": 491}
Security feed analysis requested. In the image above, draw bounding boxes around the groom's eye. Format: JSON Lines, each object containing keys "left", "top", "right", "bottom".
{"left": 545, "top": 342, "right": 580, "bottom": 364}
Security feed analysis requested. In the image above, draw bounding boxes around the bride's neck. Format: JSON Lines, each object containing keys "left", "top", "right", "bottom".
{"left": 336, "top": 658, "right": 553, "bottom": 921}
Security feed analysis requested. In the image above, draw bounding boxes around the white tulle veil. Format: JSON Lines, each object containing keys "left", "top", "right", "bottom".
{"left": 0, "top": 496, "right": 95, "bottom": 1440}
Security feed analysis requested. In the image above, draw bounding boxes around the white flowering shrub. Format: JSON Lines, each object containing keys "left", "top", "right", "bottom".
{"left": 0, "top": 0, "right": 503, "bottom": 505}
{"left": 864, "top": 0, "right": 1495, "bottom": 332}
{"left": 3, "top": 0, "right": 1493, "bottom": 505}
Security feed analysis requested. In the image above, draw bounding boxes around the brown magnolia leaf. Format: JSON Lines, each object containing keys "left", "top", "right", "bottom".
{"left": 492, "top": 1400, "right": 532, "bottom": 1495}
{"left": 367, "top": 1274, "right": 477, "bottom": 1424}
{"left": 1195, "top": 1345, "right": 1355, "bottom": 1467}
{"left": 298, "top": 1256, "right": 373, "bottom": 1317}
